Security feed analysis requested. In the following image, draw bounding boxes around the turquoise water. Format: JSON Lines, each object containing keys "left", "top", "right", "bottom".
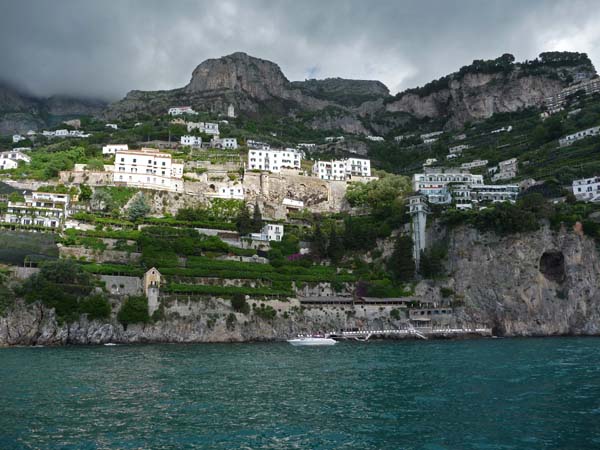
{"left": 1, "top": 338, "right": 599, "bottom": 449}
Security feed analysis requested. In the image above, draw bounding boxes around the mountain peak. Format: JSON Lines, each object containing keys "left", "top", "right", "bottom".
{"left": 184, "top": 52, "right": 290, "bottom": 100}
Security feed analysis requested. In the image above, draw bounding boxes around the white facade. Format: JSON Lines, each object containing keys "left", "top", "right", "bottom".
{"left": 325, "top": 136, "right": 344, "bottom": 143}
{"left": 559, "top": 126, "right": 600, "bottom": 147}
{"left": 168, "top": 106, "right": 197, "bottom": 116}
{"left": 423, "top": 158, "right": 438, "bottom": 167}
{"left": 250, "top": 223, "right": 284, "bottom": 242}
{"left": 420, "top": 131, "right": 443, "bottom": 140}
{"left": 181, "top": 135, "right": 203, "bottom": 147}
{"left": 247, "top": 148, "right": 302, "bottom": 172}
{"left": 4, "top": 191, "right": 70, "bottom": 229}
{"left": 206, "top": 183, "right": 244, "bottom": 200}
{"left": 298, "top": 143, "right": 317, "bottom": 149}
{"left": 491, "top": 126, "right": 513, "bottom": 134}
{"left": 113, "top": 148, "right": 184, "bottom": 192}
{"left": 102, "top": 144, "right": 129, "bottom": 155}
{"left": 211, "top": 137, "right": 238, "bottom": 149}
{"left": 449, "top": 144, "right": 470, "bottom": 154}
{"left": 42, "top": 129, "right": 90, "bottom": 138}
{"left": 461, "top": 159, "right": 488, "bottom": 170}
{"left": 395, "top": 134, "right": 415, "bottom": 142}
{"left": 423, "top": 138, "right": 438, "bottom": 145}
{"left": 366, "top": 136, "right": 384, "bottom": 142}
{"left": 413, "top": 170, "right": 484, "bottom": 204}
{"left": 12, "top": 134, "right": 25, "bottom": 143}
{"left": 106, "top": 123, "right": 118, "bottom": 130}
{"left": 490, "top": 158, "right": 518, "bottom": 182}
{"left": 0, "top": 151, "right": 30, "bottom": 170}
{"left": 545, "top": 78, "right": 600, "bottom": 111}
{"left": 573, "top": 176, "right": 600, "bottom": 202}
{"left": 186, "top": 121, "right": 219, "bottom": 135}
{"left": 227, "top": 104, "right": 235, "bottom": 118}
{"left": 312, "top": 158, "right": 372, "bottom": 181}
{"left": 247, "top": 140, "right": 271, "bottom": 150}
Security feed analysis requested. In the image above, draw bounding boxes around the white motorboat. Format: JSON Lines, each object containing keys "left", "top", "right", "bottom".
{"left": 287, "top": 336, "right": 337, "bottom": 346}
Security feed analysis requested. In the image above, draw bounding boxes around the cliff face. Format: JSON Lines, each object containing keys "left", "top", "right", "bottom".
{"left": 0, "top": 83, "right": 107, "bottom": 134}
{"left": 448, "top": 225, "right": 600, "bottom": 336}
{"left": 1, "top": 225, "right": 599, "bottom": 346}
{"left": 386, "top": 72, "right": 565, "bottom": 128}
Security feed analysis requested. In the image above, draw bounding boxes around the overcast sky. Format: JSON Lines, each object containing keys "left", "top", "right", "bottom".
{"left": 2, "top": 0, "right": 600, "bottom": 100}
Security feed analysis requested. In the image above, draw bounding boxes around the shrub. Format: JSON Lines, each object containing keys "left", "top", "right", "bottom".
{"left": 254, "top": 303, "right": 276, "bottom": 320}
{"left": 117, "top": 296, "right": 150, "bottom": 326}
{"left": 79, "top": 294, "right": 111, "bottom": 321}
{"left": 231, "top": 293, "right": 250, "bottom": 314}
{"left": 390, "top": 308, "right": 401, "bottom": 320}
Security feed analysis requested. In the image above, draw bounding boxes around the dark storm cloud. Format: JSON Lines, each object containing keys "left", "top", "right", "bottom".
{"left": 1, "top": 0, "right": 598, "bottom": 100}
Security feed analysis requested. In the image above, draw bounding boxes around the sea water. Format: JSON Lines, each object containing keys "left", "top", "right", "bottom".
{"left": 1, "top": 338, "right": 599, "bottom": 449}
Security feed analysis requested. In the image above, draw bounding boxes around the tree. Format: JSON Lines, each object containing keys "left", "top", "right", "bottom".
{"left": 327, "top": 226, "right": 344, "bottom": 262}
{"left": 311, "top": 223, "right": 328, "bottom": 259}
{"left": 387, "top": 235, "right": 415, "bottom": 282}
{"left": 231, "top": 294, "right": 250, "bottom": 314}
{"left": 79, "top": 184, "right": 92, "bottom": 202}
{"left": 127, "top": 193, "right": 151, "bottom": 222}
{"left": 252, "top": 203, "right": 263, "bottom": 232}
{"left": 117, "top": 296, "right": 150, "bottom": 327}
{"left": 91, "top": 189, "right": 115, "bottom": 212}
{"left": 235, "top": 203, "right": 253, "bottom": 235}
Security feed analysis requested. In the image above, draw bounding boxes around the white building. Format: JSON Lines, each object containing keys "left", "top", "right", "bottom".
{"left": 210, "top": 184, "right": 244, "bottom": 200}
{"left": 0, "top": 150, "right": 31, "bottom": 170}
{"left": 449, "top": 144, "right": 470, "bottom": 154}
{"left": 247, "top": 148, "right": 302, "bottom": 172}
{"left": 423, "top": 158, "right": 438, "bottom": 167}
{"left": 312, "top": 158, "right": 372, "bottom": 181}
{"left": 423, "top": 138, "right": 438, "bottom": 145}
{"left": 181, "top": 135, "right": 203, "bottom": 147}
{"left": 572, "top": 176, "right": 600, "bottom": 202}
{"left": 250, "top": 223, "right": 284, "bottom": 242}
{"left": 461, "top": 159, "right": 488, "bottom": 170}
{"left": 113, "top": 148, "right": 184, "bottom": 192}
{"left": 106, "top": 123, "right": 118, "bottom": 130}
{"left": 325, "top": 136, "right": 344, "bottom": 143}
{"left": 420, "top": 131, "right": 443, "bottom": 141}
{"left": 4, "top": 191, "right": 70, "bottom": 229}
{"left": 446, "top": 153, "right": 459, "bottom": 160}
{"left": 186, "top": 121, "right": 219, "bottom": 135}
{"left": 559, "top": 126, "right": 600, "bottom": 147}
{"left": 413, "top": 170, "right": 484, "bottom": 204}
{"left": 211, "top": 137, "right": 238, "bottom": 149}
{"left": 395, "top": 134, "right": 415, "bottom": 142}
{"left": 227, "top": 104, "right": 235, "bottom": 118}
{"left": 298, "top": 143, "right": 317, "bottom": 150}
{"left": 168, "top": 106, "right": 197, "bottom": 116}
{"left": 102, "top": 144, "right": 129, "bottom": 155}
{"left": 366, "top": 136, "right": 384, "bottom": 142}
{"left": 247, "top": 140, "right": 270, "bottom": 150}
{"left": 491, "top": 126, "right": 513, "bottom": 134}
{"left": 545, "top": 78, "right": 600, "bottom": 112}
{"left": 12, "top": 134, "right": 25, "bottom": 143}
{"left": 490, "top": 158, "right": 518, "bottom": 182}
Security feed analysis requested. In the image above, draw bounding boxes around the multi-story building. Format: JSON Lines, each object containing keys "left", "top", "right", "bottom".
{"left": 247, "top": 148, "right": 302, "bottom": 172}
{"left": 449, "top": 144, "right": 470, "bottom": 154}
{"left": 312, "top": 158, "right": 372, "bottom": 181}
{"left": 420, "top": 131, "right": 443, "bottom": 141}
{"left": 250, "top": 223, "right": 284, "bottom": 242}
{"left": 113, "top": 148, "right": 184, "bottom": 192}
{"left": 297, "top": 143, "right": 317, "bottom": 150}
{"left": 4, "top": 191, "right": 70, "bottom": 229}
{"left": 186, "top": 121, "right": 219, "bottom": 135}
{"left": 181, "top": 135, "right": 203, "bottom": 147}
{"left": 168, "top": 106, "right": 197, "bottom": 116}
{"left": 211, "top": 137, "right": 238, "bottom": 149}
{"left": 395, "top": 134, "right": 415, "bottom": 142}
{"left": 413, "top": 170, "right": 484, "bottom": 204}
{"left": 206, "top": 183, "right": 244, "bottom": 200}
{"left": 558, "top": 126, "right": 600, "bottom": 147}
{"left": 490, "top": 158, "right": 518, "bottom": 182}
{"left": 102, "top": 144, "right": 129, "bottom": 155}
{"left": 0, "top": 150, "right": 31, "bottom": 170}
{"left": 572, "top": 176, "right": 600, "bottom": 202}
{"left": 461, "top": 159, "right": 488, "bottom": 170}
{"left": 247, "top": 140, "right": 271, "bottom": 150}
{"left": 545, "top": 78, "right": 600, "bottom": 112}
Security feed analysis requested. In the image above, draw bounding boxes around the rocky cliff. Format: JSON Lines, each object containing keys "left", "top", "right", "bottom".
{"left": 1, "top": 224, "right": 599, "bottom": 346}
{"left": 383, "top": 52, "right": 596, "bottom": 128}
{"left": 0, "top": 82, "right": 107, "bottom": 134}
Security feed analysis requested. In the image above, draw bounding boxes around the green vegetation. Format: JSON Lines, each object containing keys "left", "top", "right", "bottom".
{"left": 127, "top": 194, "right": 151, "bottom": 222}
{"left": 117, "top": 296, "right": 150, "bottom": 326}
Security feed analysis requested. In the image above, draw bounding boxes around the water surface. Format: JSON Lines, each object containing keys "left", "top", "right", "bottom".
{"left": 1, "top": 338, "right": 599, "bottom": 449}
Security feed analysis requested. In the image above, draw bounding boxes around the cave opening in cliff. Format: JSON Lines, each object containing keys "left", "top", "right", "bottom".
{"left": 539, "top": 251, "right": 566, "bottom": 283}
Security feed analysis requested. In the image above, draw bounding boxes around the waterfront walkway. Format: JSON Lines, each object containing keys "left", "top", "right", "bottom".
{"left": 328, "top": 326, "right": 492, "bottom": 340}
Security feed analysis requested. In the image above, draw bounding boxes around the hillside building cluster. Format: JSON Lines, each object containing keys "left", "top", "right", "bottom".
{"left": 0, "top": 150, "right": 30, "bottom": 170}
{"left": 3, "top": 192, "right": 71, "bottom": 229}
{"left": 545, "top": 78, "right": 600, "bottom": 112}
{"left": 572, "top": 176, "right": 600, "bottom": 202}
{"left": 558, "top": 126, "right": 600, "bottom": 147}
